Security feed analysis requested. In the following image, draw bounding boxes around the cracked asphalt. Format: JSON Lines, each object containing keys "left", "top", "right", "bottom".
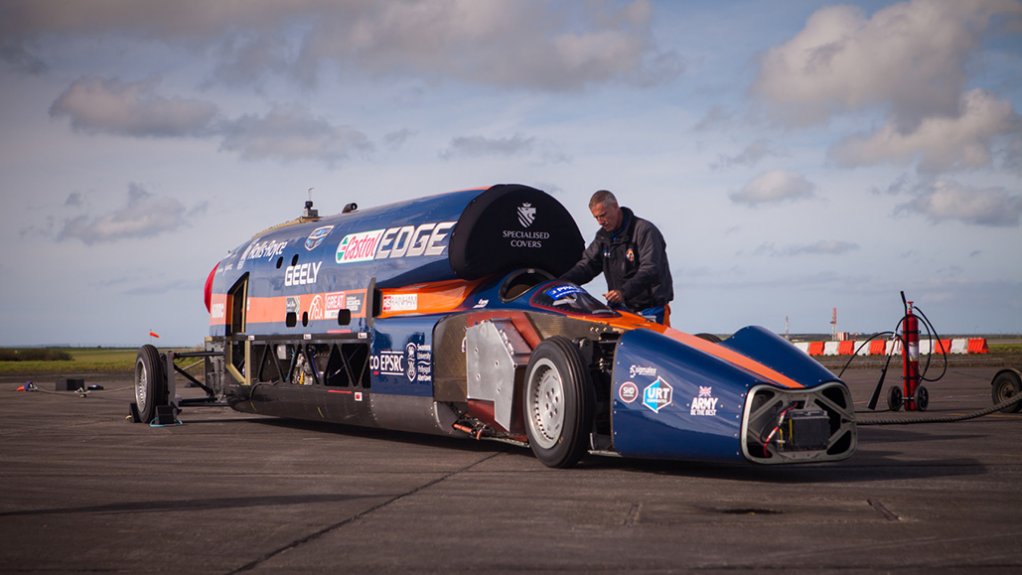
{"left": 1, "top": 365, "right": 1020, "bottom": 573}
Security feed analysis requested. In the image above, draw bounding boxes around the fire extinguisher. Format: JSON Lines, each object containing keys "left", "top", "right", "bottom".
{"left": 888, "top": 292, "right": 929, "bottom": 411}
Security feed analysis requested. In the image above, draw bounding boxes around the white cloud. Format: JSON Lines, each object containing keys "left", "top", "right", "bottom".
{"left": 754, "top": 240, "right": 860, "bottom": 257}
{"left": 57, "top": 183, "right": 204, "bottom": 244}
{"left": 440, "top": 134, "right": 535, "bottom": 159}
{"left": 383, "top": 129, "right": 415, "bottom": 150}
{"left": 896, "top": 179, "right": 1022, "bottom": 227}
{"left": 831, "top": 90, "right": 1020, "bottom": 172}
{"left": 49, "top": 77, "right": 218, "bottom": 137}
{"left": 730, "top": 170, "right": 816, "bottom": 206}
{"left": 4, "top": 0, "right": 679, "bottom": 91}
{"left": 754, "top": 0, "right": 1021, "bottom": 128}
{"left": 692, "top": 105, "right": 733, "bottom": 132}
{"left": 218, "top": 106, "right": 372, "bottom": 166}
{"left": 711, "top": 139, "right": 782, "bottom": 170}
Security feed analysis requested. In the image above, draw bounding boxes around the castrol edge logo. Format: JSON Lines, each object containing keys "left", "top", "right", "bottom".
{"left": 335, "top": 221, "right": 455, "bottom": 264}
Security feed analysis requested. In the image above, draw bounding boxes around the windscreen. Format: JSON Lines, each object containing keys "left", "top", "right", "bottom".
{"left": 530, "top": 282, "right": 618, "bottom": 317}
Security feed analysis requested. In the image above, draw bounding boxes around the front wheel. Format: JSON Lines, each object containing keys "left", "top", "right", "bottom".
{"left": 523, "top": 336, "right": 594, "bottom": 468}
{"left": 134, "top": 345, "right": 168, "bottom": 423}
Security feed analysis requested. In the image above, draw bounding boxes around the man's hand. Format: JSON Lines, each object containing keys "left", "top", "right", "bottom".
{"left": 604, "top": 290, "right": 624, "bottom": 304}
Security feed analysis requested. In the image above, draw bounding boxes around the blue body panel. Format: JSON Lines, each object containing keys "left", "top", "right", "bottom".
{"left": 720, "top": 326, "right": 839, "bottom": 387}
{"left": 611, "top": 329, "right": 754, "bottom": 461}
{"left": 215, "top": 188, "right": 478, "bottom": 304}
{"left": 370, "top": 316, "right": 439, "bottom": 397}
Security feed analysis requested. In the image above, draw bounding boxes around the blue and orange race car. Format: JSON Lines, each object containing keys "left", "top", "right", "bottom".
{"left": 133, "top": 184, "right": 856, "bottom": 467}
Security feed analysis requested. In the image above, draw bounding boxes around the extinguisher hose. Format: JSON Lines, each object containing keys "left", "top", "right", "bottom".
{"left": 912, "top": 305, "right": 948, "bottom": 383}
{"left": 857, "top": 393, "right": 1022, "bottom": 425}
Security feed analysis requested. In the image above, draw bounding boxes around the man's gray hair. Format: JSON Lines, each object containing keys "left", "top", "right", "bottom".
{"left": 589, "top": 189, "right": 618, "bottom": 209}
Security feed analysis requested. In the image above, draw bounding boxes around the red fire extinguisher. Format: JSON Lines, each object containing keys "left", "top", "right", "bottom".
{"left": 889, "top": 292, "right": 929, "bottom": 411}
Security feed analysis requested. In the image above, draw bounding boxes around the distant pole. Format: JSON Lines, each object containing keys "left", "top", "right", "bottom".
{"left": 830, "top": 307, "right": 838, "bottom": 340}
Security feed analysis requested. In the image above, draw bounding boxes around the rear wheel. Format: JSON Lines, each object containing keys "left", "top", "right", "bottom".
{"left": 523, "top": 336, "right": 594, "bottom": 468}
{"left": 134, "top": 345, "right": 168, "bottom": 423}
{"left": 914, "top": 385, "right": 929, "bottom": 411}
{"left": 992, "top": 369, "right": 1022, "bottom": 413}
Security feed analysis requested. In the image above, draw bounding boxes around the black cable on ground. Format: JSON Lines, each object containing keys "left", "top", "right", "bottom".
{"left": 857, "top": 393, "right": 1022, "bottom": 426}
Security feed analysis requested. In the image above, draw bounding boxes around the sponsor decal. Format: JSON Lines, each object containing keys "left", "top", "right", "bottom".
{"left": 545, "top": 284, "right": 584, "bottom": 300}
{"left": 404, "top": 342, "right": 433, "bottom": 383}
{"left": 237, "top": 238, "right": 287, "bottom": 269}
{"left": 308, "top": 294, "right": 324, "bottom": 321}
{"left": 517, "top": 202, "right": 537, "bottom": 228}
{"left": 473, "top": 298, "right": 489, "bottom": 309}
{"left": 335, "top": 221, "right": 455, "bottom": 264}
{"left": 618, "top": 381, "right": 639, "bottom": 404}
{"left": 690, "top": 386, "right": 719, "bottom": 417}
{"left": 382, "top": 293, "right": 417, "bottom": 313}
{"left": 305, "top": 225, "right": 334, "bottom": 251}
{"left": 284, "top": 261, "right": 322, "bottom": 287}
{"left": 354, "top": 391, "right": 363, "bottom": 402}
{"left": 370, "top": 350, "right": 404, "bottom": 376}
{"left": 336, "top": 228, "right": 384, "bottom": 263}
{"left": 629, "top": 364, "right": 657, "bottom": 378}
{"left": 371, "top": 344, "right": 432, "bottom": 383}
{"left": 325, "top": 292, "right": 345, "bottom": 319}
{"left": 345, "top": 293, "right": 364, "bottom": 314}
{"left": 286, "top": 296, "right": 301, "bottom": 314}
{"left": 210, "top": 302, "right": 225, "bottom": 320}
{"left": 325, "top": 291, "right": 365, "bottom": 319}
{"left": 502, "top": 228, "right": 550, "bottom": 249}
{"left": 642, "top": 377, "right": 673, "bottom": 413}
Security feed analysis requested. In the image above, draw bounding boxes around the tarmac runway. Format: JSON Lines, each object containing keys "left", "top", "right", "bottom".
{"left": 1, "top": 364, "right": 1020, "bottom": 573}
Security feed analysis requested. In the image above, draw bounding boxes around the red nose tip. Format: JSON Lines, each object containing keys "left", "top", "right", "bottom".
{"left": 204, "top": 262, "right": 219, "bottom": 313}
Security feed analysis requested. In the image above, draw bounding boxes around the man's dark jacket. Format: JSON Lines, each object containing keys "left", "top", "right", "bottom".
{"left": 560, "top": 207, "right": 673, "bottom": 311}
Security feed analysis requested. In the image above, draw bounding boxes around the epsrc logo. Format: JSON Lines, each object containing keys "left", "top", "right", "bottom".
{"left": 336, "top": 222, "right": 455, "bottom": 264}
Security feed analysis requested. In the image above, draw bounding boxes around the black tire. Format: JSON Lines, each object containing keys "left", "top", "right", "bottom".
{"left": 523, "top": 336, "right": 594, "bottom": 468}
{"left": 887, "top": 386, "right": 903, "bottom": 412}
{"left": 134, "top": 345, "right": 168, "bottom": 423}
{"left": 992, "top": 369, "right": 1022, "bottom": 413}
{"left": 914, "top": 385, "right": 929, "bottom": 411}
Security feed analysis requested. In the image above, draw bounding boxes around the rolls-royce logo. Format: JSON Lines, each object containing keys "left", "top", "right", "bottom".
{"left": 517, "top": 203, "right": 536, "bottom": 228}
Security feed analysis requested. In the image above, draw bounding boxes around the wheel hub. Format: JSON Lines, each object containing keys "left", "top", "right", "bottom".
{"left": 528, "top": 359, "right": 564, "bottom": 449}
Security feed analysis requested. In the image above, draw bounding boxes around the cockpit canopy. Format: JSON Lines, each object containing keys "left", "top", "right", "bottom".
{"left": 529, "top": 281, "right": 618, "bottom": 318}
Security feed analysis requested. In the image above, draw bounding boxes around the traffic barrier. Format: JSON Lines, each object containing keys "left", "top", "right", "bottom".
{"left": 793, "top": 337, "right": 987, "bottom": 356}
{"left": 967, "top": 338, "right": 989, "bottom": 354}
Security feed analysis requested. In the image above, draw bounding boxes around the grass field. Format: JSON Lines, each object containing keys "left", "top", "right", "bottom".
{"left": 0, "top": 348, "right": 199, "bottom": 375}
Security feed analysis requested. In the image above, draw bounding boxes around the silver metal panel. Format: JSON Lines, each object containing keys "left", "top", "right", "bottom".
{"left": 466, "top": 320, "right": 530, "bottom": 431}
{"left": 370, "top": 393, "right": 460, "bottom": 437}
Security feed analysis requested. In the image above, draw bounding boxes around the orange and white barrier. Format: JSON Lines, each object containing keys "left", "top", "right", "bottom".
{"left": 793, "top": 337, "right": 988, "bottom": 356}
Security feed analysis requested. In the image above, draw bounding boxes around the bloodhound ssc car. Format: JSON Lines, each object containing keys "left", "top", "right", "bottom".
{"left": 133, "top": 184, "right": 856, "bottom": 467}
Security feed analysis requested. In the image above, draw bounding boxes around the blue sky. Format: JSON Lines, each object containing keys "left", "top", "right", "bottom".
{"left": 1, "top": 0, "right": 1020, "bottom": 346}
